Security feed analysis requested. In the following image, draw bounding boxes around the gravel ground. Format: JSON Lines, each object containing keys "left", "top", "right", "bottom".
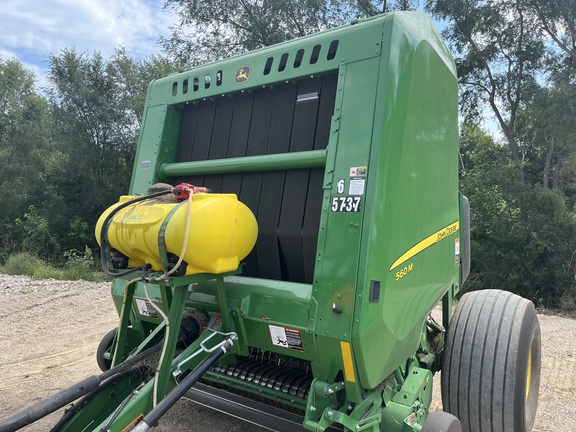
{"left": 0, "top": 273, "right": 574, "bottom": 431}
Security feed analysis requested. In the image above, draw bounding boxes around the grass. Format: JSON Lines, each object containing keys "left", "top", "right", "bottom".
{"left": 0, "top": 251, "right": 108, "bottom": 282}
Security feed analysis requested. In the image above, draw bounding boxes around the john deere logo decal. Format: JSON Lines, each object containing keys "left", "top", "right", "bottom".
{"left": 235, "top": 65, "right": 251, "bottom": 84}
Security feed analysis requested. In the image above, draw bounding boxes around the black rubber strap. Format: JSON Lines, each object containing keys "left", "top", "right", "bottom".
{"left": 157, "top": 201, "right": 186, "bottom": 271}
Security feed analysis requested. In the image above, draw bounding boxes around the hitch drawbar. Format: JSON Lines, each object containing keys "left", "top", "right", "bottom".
{"left": 131, "top": 337, "right": 234, "bottom": 432}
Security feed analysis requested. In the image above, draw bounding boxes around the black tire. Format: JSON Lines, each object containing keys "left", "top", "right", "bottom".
{"left": 422, "top": 411, "right": 462, "bottom": 432}
{"left": 442, "top": 289, "right": 541, "bottom": 432}
{"left": 96, "top": 329, "right": 116, "bottom": 372}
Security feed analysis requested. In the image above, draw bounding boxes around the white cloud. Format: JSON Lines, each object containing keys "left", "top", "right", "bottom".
{"left": 0, "top": 0, "right": 177, "bottom": 87}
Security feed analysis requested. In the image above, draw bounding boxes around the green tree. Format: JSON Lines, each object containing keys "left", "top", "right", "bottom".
{"left": 45, "top": 49, "right": 141, "bottom": 252}
{"left": 44, "top": 49, "right": 180, "bottom": 254}
{"left": 517, "top": 80, "right": 576, "bottom": 193}
{"left": 525, "top": 0, "right": 576, "bottom": 63}
{"left": 161, "top": 0, "right": 420, "bottom": 64}
{"left": 107, "top": 48, "right": 180, "bottom": 129}
{"left": 15, "top": 205, "right": 60, "bottom": 259}
{"left": 427, "top": 0, "right": 545, "bottom": 182}
{"left": 460, "top": 125, "right": 576, "bottom": 307}
{"left": 0, "top": 59, "right": 54, "bottom": 260}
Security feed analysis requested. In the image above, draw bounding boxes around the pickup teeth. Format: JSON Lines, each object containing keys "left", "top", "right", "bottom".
{"left": 200, "top": 348, "right": 313, "bottom": 413}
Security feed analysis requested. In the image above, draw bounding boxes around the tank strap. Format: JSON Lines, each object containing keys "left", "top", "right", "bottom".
{"left": 158, "top": 201, "right": 187, "bottom": 272}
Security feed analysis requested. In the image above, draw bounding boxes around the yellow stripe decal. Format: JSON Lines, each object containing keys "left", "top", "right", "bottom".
{"left": 389, "top": 221, "right": 459, "bottom": 271}
{"left": 340, "top": 341, "right": 356, "bottom": 383}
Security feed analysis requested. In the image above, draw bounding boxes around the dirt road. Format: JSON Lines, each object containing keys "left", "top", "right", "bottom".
{"left": 0, "top": 274, "right": 574, "bottom": 431}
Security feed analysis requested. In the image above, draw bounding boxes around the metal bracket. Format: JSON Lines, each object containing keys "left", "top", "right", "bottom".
{"left": 173, "top": 330, "right": 238, "bottom": 378}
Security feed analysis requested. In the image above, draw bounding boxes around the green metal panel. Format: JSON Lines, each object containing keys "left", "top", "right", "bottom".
{"left": 352, "top": 13, "right": 459, "bottom": 388}
{"left": 130, "top": 105, "right": 181, "bottom": 194}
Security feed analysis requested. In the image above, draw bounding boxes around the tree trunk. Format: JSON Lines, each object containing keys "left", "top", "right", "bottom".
{"left": 543, "top": 136, "right": 555, "bottom": 189}
{"left": 553, "top": 156, "right": 562, "bottom": 190}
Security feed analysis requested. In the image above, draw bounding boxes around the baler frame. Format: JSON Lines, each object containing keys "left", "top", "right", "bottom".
{"left": 0, "top": 10, "right": 541, "bottom": 432}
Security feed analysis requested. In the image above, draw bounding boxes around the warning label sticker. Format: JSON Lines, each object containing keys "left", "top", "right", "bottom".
{"left": 349, "top": 178, "right": 365, "bottom": 195}
{"left": 455, "top": 237, "right": 461, "bottom": 266}
{"left": 269, "top": 325, "right": 303, "bottom": 351}
{"left": 135, "top": 299, "right": 158, "bottom": 318}
{"left": 349, "top": 166, "right": 367, "bottom": 177}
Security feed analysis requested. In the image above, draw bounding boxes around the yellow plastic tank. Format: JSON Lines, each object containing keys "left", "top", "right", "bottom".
{"left": 95, "top": 193, "right": 258, "bottom": 275}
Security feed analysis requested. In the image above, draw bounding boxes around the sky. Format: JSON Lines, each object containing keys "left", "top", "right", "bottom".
{"left": 0, "top": 1, "right": 501, "bottom": 138}
{"left": 0, "top": 0, "right": 178, "bottom": 89}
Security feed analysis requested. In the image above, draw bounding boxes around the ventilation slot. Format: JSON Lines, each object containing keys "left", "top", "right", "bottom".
{"left": 278, "top": 53, "right": 289, "bottom": 72}
{"left": 294, "top": 49, "right": 305, "bottom": 68}
{"left": 183, "top": 79, "right": 188, "bottom": 94}
{"left": 327, "top": 40, "right": 339, "bottom": 60}
{"left": 193, "top": 77, "right": 199, "bottom": 92}
{"left": 310, "top": 45, "right": 321, "bottom": 64}
{"left": 264, "top": 57, "right": 273, "bottom": 75}
{"left": 216, "top": 70, "right": 223, "bottom": 86}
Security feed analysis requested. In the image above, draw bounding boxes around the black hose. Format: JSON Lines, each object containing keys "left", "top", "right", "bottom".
{"left": 50, "top": 369, "right": 137, "bottom": 432}
{"left": 132, "top": 346, "right": 227, "bottom": 431}
{"left": 0, "top": 377, "right": 101, "bottom": 432}
{"left": 98, "top": 384, "right": 139, "bottom": 432}
{"left": 0, "top": 344, "right": 161, "bottom": 432}
{"left": 99, "top": 189, "right": 172, "bottom": 277}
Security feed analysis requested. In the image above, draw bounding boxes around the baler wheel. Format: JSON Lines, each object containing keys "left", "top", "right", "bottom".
{"left": 96, "top": 329, "right": 116, "bottom": 372}
{"left": 441, "top": 289, "right": 541, "bottom": 432}
{"left": 422, "top": 411, "right": 462, "bottom": 432}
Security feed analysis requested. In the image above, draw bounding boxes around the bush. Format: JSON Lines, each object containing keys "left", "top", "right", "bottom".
{"left": 0, "top": 252, "right": 61, "bottom": 278}
{"left": 62, "top": 246, "right": 101, "bottom": 281}
{"left": 14, "top": 206, "right": 61, "bottom": 260}
{"left": 0, "top": 249, "right": 107, "bottom": 282}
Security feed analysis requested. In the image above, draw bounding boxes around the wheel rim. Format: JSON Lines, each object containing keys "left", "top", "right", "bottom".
{"left": 525, "top": 350, "right": 532, "bottom": 400}
{"left": 524, "top": 322, "right": 541, "bottom": 430}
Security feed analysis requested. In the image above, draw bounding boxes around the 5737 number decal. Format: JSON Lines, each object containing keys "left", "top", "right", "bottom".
{"left": 331, "top": 196, "right": 361, "bottom": 212}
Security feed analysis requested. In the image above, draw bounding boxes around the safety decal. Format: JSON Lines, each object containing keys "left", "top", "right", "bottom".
{"left": 349, "top": 178, "right": 365, "bottom": 195}
{"left": 140, "top": 160, "right": 151, "bottom": 169}
{"left": 135, "top": 298, "right": 158, "bottom": 318}
{"left": 234, "top": 65, "right": 251, "bottom": 84}
{"left": 455, "top": 237, "right": 460, "bottom": 266}
{"left": 269, "top": 325, "right": 304, "bottom": 351}
{"left": 331, "top": 196, "right": 361, "bottom": 212}
{"left": 349, "top": 166, "right": 367, "bottom": 177}
{"left": 389, "top": 221, "right": 460, "bottom": 271}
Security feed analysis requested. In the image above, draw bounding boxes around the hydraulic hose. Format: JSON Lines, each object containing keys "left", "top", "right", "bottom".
{"left": 0, "top": 344, "right": 160, "bottom": 432}
{"left": 0, "top": 376, "right": 101, "bottom": 432}
{"left": 99, "top": 189, "right": 172, "bottom": 277}
{"left": 131, "top": 344, "right": 229, "bottom": 432}
{"left": 50, "top": 369, "right": 136, "bottom": 432}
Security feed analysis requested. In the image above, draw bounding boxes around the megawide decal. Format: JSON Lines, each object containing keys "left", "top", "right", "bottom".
{"left": 389, "top": 221, "right": 459, "bottom": 271}
{"left": 234, "top": 65, "right": 251, "bottom": 84}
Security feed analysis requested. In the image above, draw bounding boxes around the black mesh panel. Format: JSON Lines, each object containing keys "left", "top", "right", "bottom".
{"left": 174, "top": 73, "right": 337, "bottom": 283}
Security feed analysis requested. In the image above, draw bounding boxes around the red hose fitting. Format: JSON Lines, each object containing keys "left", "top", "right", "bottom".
{"left": 172, "top": 183, "right": 211, "bottom": 201}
